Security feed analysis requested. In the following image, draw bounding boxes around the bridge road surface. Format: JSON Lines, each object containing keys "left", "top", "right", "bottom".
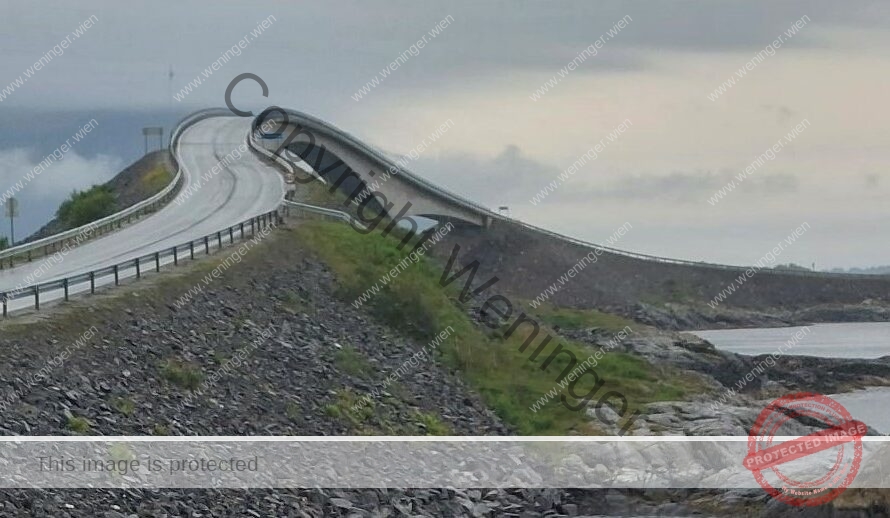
{"left": 0, "top": 116, "right": 286, "bottom": 313}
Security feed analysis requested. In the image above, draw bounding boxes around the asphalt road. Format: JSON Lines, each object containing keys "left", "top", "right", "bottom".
{"left": 0, "top": 116, "right": 285, "bottom": 310}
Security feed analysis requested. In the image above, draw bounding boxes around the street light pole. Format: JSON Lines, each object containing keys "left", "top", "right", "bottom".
{"left": 6, "top": 197, "right": 18, "bottom": 246}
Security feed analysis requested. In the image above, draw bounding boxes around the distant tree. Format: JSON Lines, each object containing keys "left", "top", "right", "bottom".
{"left": 57, "top": 185, "right": 117, "bottom": 228}
{"left": 0, "top": 236, "right": 7, "bottom": 250}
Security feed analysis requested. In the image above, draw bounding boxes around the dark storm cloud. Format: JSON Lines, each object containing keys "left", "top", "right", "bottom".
{"left": 0, "top": 0, "right": 885, "bottom": 109}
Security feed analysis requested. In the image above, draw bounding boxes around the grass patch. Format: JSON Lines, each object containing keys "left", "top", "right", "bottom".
{"left": 530, "top": 303, "right": 636, "bottom": 332}
{"left": 140, "top": 164, "right": 173, "bottom": 195}
{"left": 67, "top": 416, "right": 91, "bottom": 434}
{"left": 285, "top": 402, "right": 301, "bottom": 421}
{"left": 295, "top": 222, "right": 706, "bottom": 435}
{"left": 280, "top": 291, "right": 307, "bottom": 313}
{"left": 110, "top": 397, "right": 136, "bottom": 416}
{"left": 161, "top": 359, "right": 204, "bottom": 390}
{"left": 324, "top": 389, "right": 376, "bottom": 431}
{"left": 415, "top": 412, "right": 451, "bottom": 435}
{"left": 333, "top": 345, "right": 372, "bottom": 378}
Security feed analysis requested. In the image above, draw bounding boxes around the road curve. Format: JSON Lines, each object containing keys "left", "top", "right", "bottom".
{"left": 0, "top": 116, "right": 285, "bottom": 295}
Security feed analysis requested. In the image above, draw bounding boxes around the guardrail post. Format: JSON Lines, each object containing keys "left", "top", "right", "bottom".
{"left": 251, "top": 219, "right": 255, "bottom": 234}
{"left": 27, "top": 250, "right": 32, "bottom": 262}
{"left": 33, "top": 286, "right": 39, "bottom": 311}
{"left": 1, "top": 294, "right": 6, "bottom": 318}
{"left": 135, "top": 258, "right": 141, "bottom": 279}
{"left": 63, "top": 279, "right": 69, "bottom": 301}
{"left": 190, "top": 241, "right": 195, "bottom": 260}
{"left": 114, "top": 265, "right": 119, "bottom": 285}
{"left": 217, "top": 231, "right": 222, "bottom": 249}
{"left": 240, "top": 223, "right": 245, "bottom": 239}
{"left": 229, "top": 227, "right": 234, "bottom": 243}
{"left": 155, "top": 252, "right": 161, "bottom": 272}
{"left": 204, "top": 236, "right": 210, "bottom": 254}
{"left": 90, "top": 272, "right": 95, "bottom": 294}
{"left": 173, "top": 247, "right": 178, "bottom": 266}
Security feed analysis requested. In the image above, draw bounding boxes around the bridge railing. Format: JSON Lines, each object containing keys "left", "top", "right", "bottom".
{"left": 257, "top": 110, "right": 888, "bottom": 281}
{"left": 248, "top": 125, "right": 368, "bottom": 230}
{"left": 0, "top": 108, "right": 232, "bottom": 270}
{"left": 0, "top": 209, "right": 281, "bottom": 317}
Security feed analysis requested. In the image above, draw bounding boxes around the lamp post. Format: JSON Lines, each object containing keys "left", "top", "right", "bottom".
{"left": 6, "top": 197, "right": 18, "bottom": 246}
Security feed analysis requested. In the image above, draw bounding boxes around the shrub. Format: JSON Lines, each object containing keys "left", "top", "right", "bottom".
{"left": 110, "top": 397, "right": 136, "bottom": 416}
{"left": 67, "top": 416, "right": 91, "bottom": 434}
{"left": 57, "top": 185, "right": 116, "bottom": 228}
{"left": 333, "top": 345, "right": 371, "bottom": 378}
{"left": 161, "top": 359, "right": 204, "bottom": 389}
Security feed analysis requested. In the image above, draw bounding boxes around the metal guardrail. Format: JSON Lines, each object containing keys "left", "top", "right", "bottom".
{"left": 1, "top": 209, "right": 281, "bottom": 317}
{"left": 265, "top": 109, "right": 495, "bottom": 220}
{"left": 261, "top": 109, "right": 887, "bottom": 281}
{"left": 247, "top": 125, "right": 367, "bottom": 230}
{"left": 0, "top": 108, "right": 232, "bottom": 270}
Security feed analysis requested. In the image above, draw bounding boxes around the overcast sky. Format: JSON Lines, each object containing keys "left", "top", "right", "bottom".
{"left": 0, "top": 1, "right": 887, "bottom": 268}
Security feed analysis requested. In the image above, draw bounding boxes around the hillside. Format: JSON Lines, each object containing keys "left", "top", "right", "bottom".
{"left": 23, "top": 150, "right": 173, "bottom": 243}
{"left": 4, "top": 211, "right": 890, "bottom": 513}
{"left": 427, "top": 218, "right": 890, "bottom": 330}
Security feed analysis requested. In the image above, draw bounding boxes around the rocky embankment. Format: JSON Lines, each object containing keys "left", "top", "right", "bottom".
{"left": 3, "top": 220, "right": 889, "bottom": 515}
{"left": 0, "top": 230, "right": 503, "bottom": 437}
{"left": 561, "top": 324, "right": 890, "bottom": 436}
{"left": 0, "top": 487, "right": 845, "bottom": 517}
{"left": 626, "top": 300, "right": 890, "bottom": 331}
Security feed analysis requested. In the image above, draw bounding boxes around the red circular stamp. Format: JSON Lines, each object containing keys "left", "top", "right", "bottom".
{"left": 743, "top": 392, "right": 865, "bottom": 506}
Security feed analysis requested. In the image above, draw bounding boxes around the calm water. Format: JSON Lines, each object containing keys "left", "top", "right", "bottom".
{"left": 692, "top": 322, "right": 890, "bottom": 359}
{"left": 693, "top": 322, "right": 890, "bottom": 433}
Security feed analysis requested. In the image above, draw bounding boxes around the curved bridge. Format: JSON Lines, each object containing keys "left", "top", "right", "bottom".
{"left": 0, "top": 108, "right": 886, "bottom": 315}
{"left": 253, "top": 109, "right": 499, "bottom": 229}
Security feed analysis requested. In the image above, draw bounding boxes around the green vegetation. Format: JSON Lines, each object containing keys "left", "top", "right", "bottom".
{"left": 140, "top": 164, "right": 173, "bottom": 195}
{"left": 57, "top": 185, "right": 116, "bottom": 228}
{"left": 110, "top": 397, "right": 136, "bottom": 416}
{"left": 324, "top": 388, "right": 453, "bottom": 435}
{"left": 415, "top": 412, "right": 451, "bottom": 435}
{"left": 0, "top": 236, "right": 8, "bottom": 250}
{"left": 292, "top": 179, "right": 360, "bottom": 211}
{"left": 151, "top": 423, "right": 169, "bottom": 436}
{"left": 325, "top": 389, "right": 376, "bottom": 431}
{"left": 285, "top": 401, "right": 301, "bottom": 421}
{"left": 108, "top": 443, "right": 136, "bottom": 468}
{"left": 280, "top": 291, "right": 307, "bottom": 313}
{"left": 531, "top": 303, "right": 636, "bottom": 332}
{"left": 333, "top": 345, "right": 372, "bottom": 378}
{"left": 67, "top": 415, "right": 91, "bottom": 434}
{"left": 295, "top": 222, "right": 706, "bottom": 435}
{"left": 161, "top": 359, "right": 204, "bottom": 389}
{"left": 211, "top": 351, "right": 229, "bottom": 365}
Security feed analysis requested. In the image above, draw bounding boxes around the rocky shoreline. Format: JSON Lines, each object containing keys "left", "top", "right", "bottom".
{"left": 625, "top": 301, "right": 890, "bottom": 331}
{"left": 1, "top": 222, "right": 889, "bottom": 514}
{"left": 562, "top": 323, "right": 890, "bottom": 436}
